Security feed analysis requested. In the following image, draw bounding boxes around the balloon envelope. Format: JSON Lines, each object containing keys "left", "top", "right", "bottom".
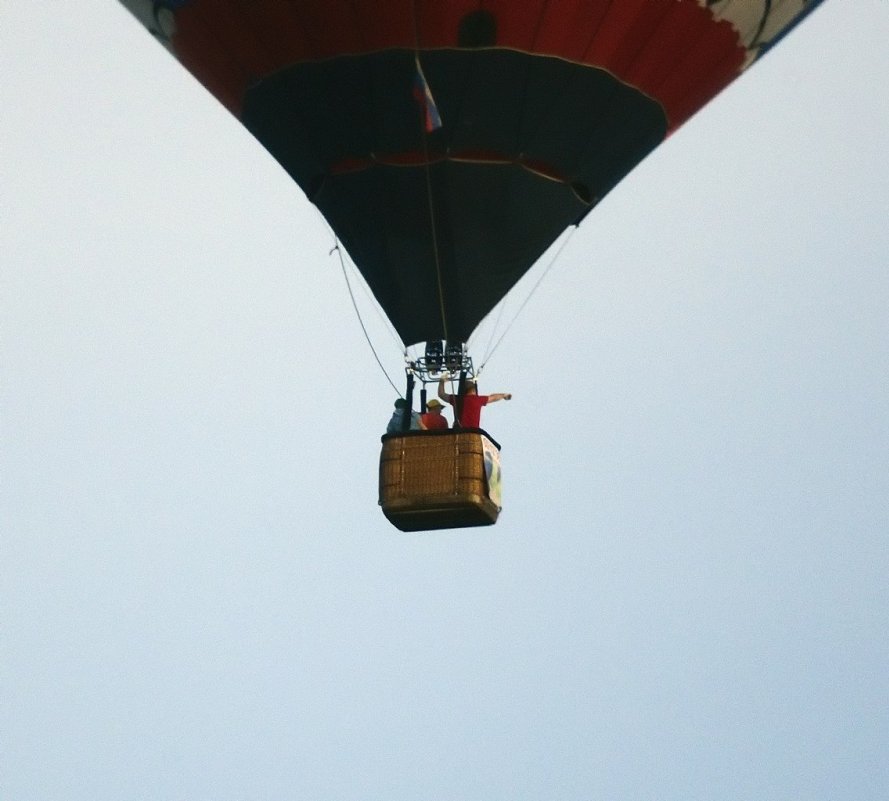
{"left": 119, "top": 0, "right": 826, "bottom": 345}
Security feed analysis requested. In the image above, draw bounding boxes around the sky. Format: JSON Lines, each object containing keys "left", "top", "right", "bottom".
{"left": 3, "top": 2, "right": 889, "bottom": 800}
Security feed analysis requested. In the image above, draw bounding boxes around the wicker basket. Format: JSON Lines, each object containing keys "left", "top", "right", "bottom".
{"left": 379, "top": 429, "right": 501, "bottom": 531}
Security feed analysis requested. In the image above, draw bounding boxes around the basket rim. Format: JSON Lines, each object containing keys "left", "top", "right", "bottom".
{"left": 380, "top": 427, "right": 501, "bottom": 450}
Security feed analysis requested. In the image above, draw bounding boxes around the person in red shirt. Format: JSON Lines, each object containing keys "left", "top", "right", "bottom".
{"left": 438, "top": 374, "right": 512, "bottom": 429}
{"left": 419, "top": 398, "right": 449, "bottom": 430}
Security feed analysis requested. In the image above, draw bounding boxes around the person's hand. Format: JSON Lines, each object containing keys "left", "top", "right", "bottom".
{"left": 505, "top": 393, "right": 512, "bottom": 400}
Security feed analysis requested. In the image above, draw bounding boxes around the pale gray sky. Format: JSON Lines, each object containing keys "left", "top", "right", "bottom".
{"left": 4, "top": 2, "right": 889, "bottom": 799}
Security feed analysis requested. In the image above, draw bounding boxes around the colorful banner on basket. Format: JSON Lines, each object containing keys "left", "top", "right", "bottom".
{"left": 481, "top": 436, "right": 502, "bottom": 510}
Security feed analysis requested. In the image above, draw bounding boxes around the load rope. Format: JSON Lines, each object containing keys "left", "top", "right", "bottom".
{"left": 330, "top": 237, "right": 402, "bottom": 396}
{"left": 478, "top": 226, "right": 577, "bottom": 372}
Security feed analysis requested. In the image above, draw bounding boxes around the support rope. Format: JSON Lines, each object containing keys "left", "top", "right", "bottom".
{"left": 478, "top": 226, "right": 578, "bottom": 372}
{"left": 331, "top": 238, "right": 402, "bottom": 396}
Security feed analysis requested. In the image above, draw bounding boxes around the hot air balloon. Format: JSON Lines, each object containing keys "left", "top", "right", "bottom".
{"left": 117, "top": 0, "right": 827, "bottom": 530}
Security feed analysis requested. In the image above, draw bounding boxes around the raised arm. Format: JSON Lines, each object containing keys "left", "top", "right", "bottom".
{"left": 438, "top": 374, "right": 455, "bottom": 404}
{"left": 486, "top": 392, "right": 512, "bottom": 403}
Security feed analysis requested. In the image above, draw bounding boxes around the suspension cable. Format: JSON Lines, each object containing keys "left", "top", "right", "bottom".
{"left": 330, "top": 237, "right": 402, "bottom": 396}
{"left": 473, "top": 289, "right": 509, "bottom": 370}
{"left": 347, "top": 256, "right": 406, "bottom": 353}
{"left": 478, "top": 226, "right": 578, "bottom": 372}
{"left": 312, "top": 206, "right": 405, "bottom": 355}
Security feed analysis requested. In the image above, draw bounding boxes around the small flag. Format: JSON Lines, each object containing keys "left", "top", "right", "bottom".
{"left": 412, "top": 58, "right": 442, "bottom": 133}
